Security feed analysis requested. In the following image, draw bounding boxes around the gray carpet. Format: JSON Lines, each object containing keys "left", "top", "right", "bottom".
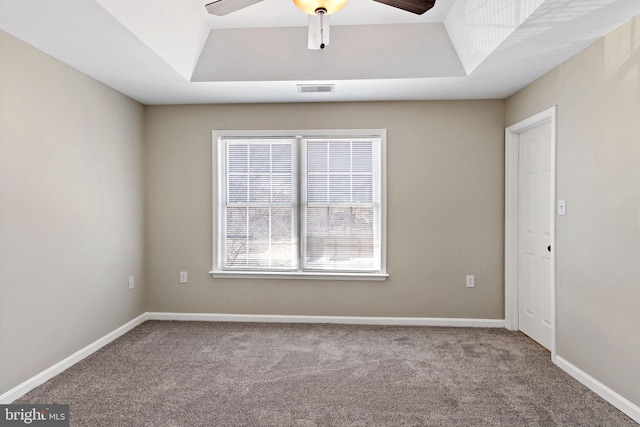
{"left": 16, "top": 321, "right": 636, "bottom": 426}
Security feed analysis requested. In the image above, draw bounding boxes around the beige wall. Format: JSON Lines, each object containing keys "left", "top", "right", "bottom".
{"left": 0, "top": 31, "right": 146, "bottom": 395}
{"left": 145, "top": 100, "right": 506, "bottom": 318}
{"left": 506, "top": 16, "right": 640, "bottom": 406}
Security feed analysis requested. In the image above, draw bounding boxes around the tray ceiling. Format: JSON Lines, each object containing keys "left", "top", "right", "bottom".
{"left": 1, "top": 0, "right": 639, "bottom": 104}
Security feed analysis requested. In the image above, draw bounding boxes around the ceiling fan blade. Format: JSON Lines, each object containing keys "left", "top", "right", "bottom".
{"left": 371, "top": 0, "right": 435, "bottom": 15}
{"left": 205, "top": 0, "right": 264, "bottom": 16}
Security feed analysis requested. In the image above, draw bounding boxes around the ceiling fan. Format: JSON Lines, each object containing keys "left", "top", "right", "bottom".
{"left": 205, "top": 0, "right": 437, "bottom": 49}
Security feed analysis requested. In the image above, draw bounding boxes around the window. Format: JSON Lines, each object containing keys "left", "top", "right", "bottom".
{"left": 212, "top": 130, "right": 387, "bottom": 280}
{"left": 222, "top": 138, "right": 298, "bottom": 270}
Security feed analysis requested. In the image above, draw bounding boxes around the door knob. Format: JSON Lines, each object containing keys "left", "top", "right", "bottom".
{"left": 547, "top": 245, "right": 551, "bottom": 252}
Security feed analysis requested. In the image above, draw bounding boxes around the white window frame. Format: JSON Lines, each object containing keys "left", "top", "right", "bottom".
{"left": 210, "top": 129, "right": 388, "bottom": 281}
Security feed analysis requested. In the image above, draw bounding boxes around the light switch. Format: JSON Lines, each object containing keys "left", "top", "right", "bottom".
{"left": 558, "top": 199, "right": 566, "bottom": 216}
{"left": 466, "top": 275, "right": 475, "bottom": 288}
{"left": 179, "top": 271, "right": 188, "bottom": 284}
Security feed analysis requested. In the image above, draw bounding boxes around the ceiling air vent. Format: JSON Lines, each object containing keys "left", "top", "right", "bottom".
{"left": 297, "top": 84, "right": 335, "bottom": 93}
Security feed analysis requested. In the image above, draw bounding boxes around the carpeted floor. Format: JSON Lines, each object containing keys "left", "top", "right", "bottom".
{"left": 16, "top": 321, "right": 636, "bottom": 426}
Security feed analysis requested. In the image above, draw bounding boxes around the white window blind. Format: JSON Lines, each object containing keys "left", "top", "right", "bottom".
{"left": 216, "top": 131, "right": 385, "bottom": 278}
{"left": 302, "top": 138, "right": 381, "bottom": 272}
{"left": 220, "top": 139, "right": 298, "bottom": 270}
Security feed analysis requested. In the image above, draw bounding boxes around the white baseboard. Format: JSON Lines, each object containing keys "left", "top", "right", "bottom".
{"left": 0, "top": 313, "right": 148, "bottom": 404}
{"left": 146, "top": 312, "right": 505, "bottom": 328}
{"left": 555, "top": 356, "right": 640, "bottom": 424}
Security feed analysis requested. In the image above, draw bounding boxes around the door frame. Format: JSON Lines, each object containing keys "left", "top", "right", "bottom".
{"left": 504, "top": 106, "right": 557, "bottom": 360}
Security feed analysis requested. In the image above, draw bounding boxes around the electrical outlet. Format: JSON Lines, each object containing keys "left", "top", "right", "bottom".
{"left": 466, "top": 275, "right": 475, "bottom": 288}
{"left": 128, "top": 276, "right": 135, "bottom": 290}
{"left": 179, "top": 271, "right": 188, "bottom": 284}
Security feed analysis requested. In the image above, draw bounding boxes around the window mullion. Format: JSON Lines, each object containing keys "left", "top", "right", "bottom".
{"left": 297, "top": 137, "right": 304, "bottom": 273}
{"left": 268, "top": 207, "right": 272, "bottom": 268}
{"left": 268, "top": 144, "right": 272, "bottom": 268}
{"left": 244, "top": 206, "right": 249, "bottom": 267}
{"left": 325, "top": 143, "right": 331, "bottom": 270}
{"left": 349, "top": 140, "right": 353, "bottom": 204}
{"left": 349, "top": 141, "right": 354, "bottom": 239}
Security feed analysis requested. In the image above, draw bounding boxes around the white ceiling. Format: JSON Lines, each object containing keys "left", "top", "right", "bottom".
{"left": 1, "top": 0, "right": 640, "bottom": 105}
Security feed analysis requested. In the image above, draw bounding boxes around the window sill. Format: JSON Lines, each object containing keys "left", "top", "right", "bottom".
{"left": 210, "top": 270, "right": 389, "bottom": 281}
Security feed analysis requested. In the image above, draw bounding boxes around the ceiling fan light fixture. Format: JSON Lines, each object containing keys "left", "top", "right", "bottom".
{"left": 292, "top": 0, "right": 349, "bottom": 15}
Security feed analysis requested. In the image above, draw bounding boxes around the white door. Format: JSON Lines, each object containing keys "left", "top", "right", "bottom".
{"left": 518, "top": 120, "right": 553, "bottom": 350}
